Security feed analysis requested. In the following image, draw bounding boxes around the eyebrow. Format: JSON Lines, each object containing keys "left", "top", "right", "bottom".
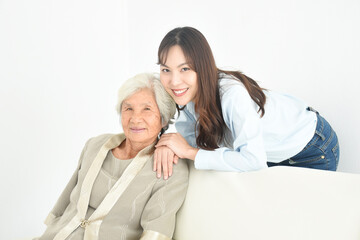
{"left": 122, "top": 102, "right": 154, "bottom": 107}
{"left": 160, "top": 63, "right": 189, "bottom": 68}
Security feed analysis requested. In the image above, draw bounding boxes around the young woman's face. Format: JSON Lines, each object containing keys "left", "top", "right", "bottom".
{"left": 159, "top": 45, "right": 198, "bottom": 106}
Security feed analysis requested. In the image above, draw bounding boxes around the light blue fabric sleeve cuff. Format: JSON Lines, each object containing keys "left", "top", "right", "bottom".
{"left": 195, "top": 147, "right": 268, "bottom": 172}
{"left": 194, "top": 149, "right": 210, "bottom": 170}
{"left": 194, "top": 148, "right": 233, "bottom": 172}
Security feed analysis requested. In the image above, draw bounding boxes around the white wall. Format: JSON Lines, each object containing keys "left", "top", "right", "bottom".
{"left": 0, "top": 0, "right": 359, "bottom": 239}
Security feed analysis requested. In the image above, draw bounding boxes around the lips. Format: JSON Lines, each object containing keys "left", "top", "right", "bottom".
{"left": 172, "top": 88, "right": 188, "bottom": 97}
{"left": 130, "top": 127, "right": 145, "bottom": 133}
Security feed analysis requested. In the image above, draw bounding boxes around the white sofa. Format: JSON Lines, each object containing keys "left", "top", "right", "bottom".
{"left": 173, "top": 164, "right": 360, "bottom": 240}
{"left": 21, "top": 165, "right": 360, "bottom": 240}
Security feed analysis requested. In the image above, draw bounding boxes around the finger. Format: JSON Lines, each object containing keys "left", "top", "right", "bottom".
{"left": 174, "top": 155, "right": 179, "bottom": 165}
{"left": 168, "top": 151, "right": 173, "bottom": 177}
{"left": 160, "top": 133, "right": 174, "bottom": 139}
{"left": 155, "top": 134, "right": 173, "bottom": 146}
{"left": 155, "top": 138, "right": 169, "bottom": 148}
{"left": 153, "top": 149, "right": 158, "bottom": 171}
{"left": 162, "top": 153, "right": 169, "bottom": 180}
{"left": 156, "top": 153, "right": 162, "bottom": 179}
{"left": 155, "top": 142, "right": 165, "bottom": 148}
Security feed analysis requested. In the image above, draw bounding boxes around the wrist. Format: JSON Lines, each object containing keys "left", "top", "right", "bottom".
{"left": 186, "top": 147, "right": 199, "bottom": 161}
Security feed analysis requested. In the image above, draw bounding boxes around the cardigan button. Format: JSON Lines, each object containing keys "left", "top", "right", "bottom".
{"left": 80, "top": 219, "right": 90, "bottom": 228}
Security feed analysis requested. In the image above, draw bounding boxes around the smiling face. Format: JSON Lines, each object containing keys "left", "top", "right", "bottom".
{"left": 159, "top": 45, "right": 198, "bottom": 106}
{"left": 121, "top": 88, "right": 162, "bottom": 147}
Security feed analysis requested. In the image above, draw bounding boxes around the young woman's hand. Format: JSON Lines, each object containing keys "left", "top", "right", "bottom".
{"left": 154, "top": 146, "right": 179, "bottom": 180}
{"left": 155, "top": 133, "right": 199, "bottom": 161}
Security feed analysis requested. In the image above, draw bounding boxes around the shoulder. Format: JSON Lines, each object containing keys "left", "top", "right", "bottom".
{"left": 86, "top": 133, "right": 115, "bottom": 146}
{"left": 155, "top": 159, "right": 189, "bottom": 187}
{"left": 218, "top": 75, "right": 254, "bottom": 108}
{"left": 218, "top": 75, "right": 250, "bottom": 99}
{"left": 169, "top": 159, "right": 189, "bottom": 185}
{"left": 81, "top": 133, "right": 117, "bottom": 155}
{"left": 174, "top": 158, "right": 189, "bottom": 175}
{"left": 218, "top": 75, "right": 261, "bottom": 125}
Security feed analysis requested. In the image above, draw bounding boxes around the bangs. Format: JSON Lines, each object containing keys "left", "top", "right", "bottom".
{"left": 158, "top": 44, "right": 196, "bottom": 72}
{"left": 157, "top": 46, "right": 169, "bottom": 66}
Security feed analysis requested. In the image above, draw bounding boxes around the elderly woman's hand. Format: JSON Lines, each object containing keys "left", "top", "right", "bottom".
{"left": 156, "top": 133, "right": 199, "bottom": 159}
{"left": 154, "top": 133, "right": 199, "bottom": 179}
{"left": 154, "top": 146, "right": 179, "bottom": 180}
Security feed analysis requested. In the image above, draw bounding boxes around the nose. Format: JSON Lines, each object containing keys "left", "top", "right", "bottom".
{"left": 130, "top": 111, "right": 143, "bottom": 123}
{"left": 169, "top": 72, "right": 182, "bottom": 87}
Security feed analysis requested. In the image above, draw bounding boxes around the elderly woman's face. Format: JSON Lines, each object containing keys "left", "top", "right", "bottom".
{"left": 121, "top": 88, "right": 162, "bottom": 146}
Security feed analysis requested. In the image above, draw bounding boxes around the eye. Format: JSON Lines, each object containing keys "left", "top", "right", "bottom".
{"left": 144, "top": 107, "right": 151, "bottom": 111}
{"left": 161, "top": 68, "right": 170, "bottom": 73}
{"left": 123, "top": 107, "right": 132, "bottom": 111}
{"left": 181, "top": 67, "right": 191, "bottom": 72}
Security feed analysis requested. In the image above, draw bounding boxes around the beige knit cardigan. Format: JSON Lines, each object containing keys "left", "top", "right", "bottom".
{"left": 37, "top": 133, "right": 189, "bottom": 240}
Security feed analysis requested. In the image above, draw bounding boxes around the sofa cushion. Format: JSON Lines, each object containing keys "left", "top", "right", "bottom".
{"left": 174, "top": 164, "right": 360, "bottom": 240}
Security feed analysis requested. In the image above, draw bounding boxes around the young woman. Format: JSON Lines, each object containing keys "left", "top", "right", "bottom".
{"left": 153, "top": 26, "right": 339, "bottom": 179}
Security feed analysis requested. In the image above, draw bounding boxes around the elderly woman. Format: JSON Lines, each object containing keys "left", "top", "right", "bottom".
{"left": 36, "top": 73, "right": 189, "bottom": 240}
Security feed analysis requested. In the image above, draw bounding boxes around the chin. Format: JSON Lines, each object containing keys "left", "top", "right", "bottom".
{"left": 175, "top": 98, "right": 191, "bottom": 106}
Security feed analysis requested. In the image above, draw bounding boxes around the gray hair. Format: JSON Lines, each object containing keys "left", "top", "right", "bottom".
{"left": 116, "top": 73, "right": 176, "bottom": 131}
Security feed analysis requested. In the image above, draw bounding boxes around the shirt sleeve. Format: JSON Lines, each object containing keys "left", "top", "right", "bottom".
{"left": 44, "top": 139, "right": 89, "bottom": 225}
{"left": 194, "top": 83, "right": 268, "bottom": 172}
{"left": 140, "top": 159, "right": 189, "bottom": 239}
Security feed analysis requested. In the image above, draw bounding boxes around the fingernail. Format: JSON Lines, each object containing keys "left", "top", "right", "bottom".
{"left": 157, "top": 173, "right": 161, "bottom": 178}
{"left": 164, "top": 176, "right": 168, "bottom": 180}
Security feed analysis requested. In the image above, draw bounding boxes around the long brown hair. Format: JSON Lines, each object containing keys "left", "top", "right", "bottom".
{"left": 158, "top": 27, "right": 266, "bottom": 150}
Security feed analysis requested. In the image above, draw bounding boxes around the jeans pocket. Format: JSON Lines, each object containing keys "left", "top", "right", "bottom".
{"left": 286, "top": 114, "right": 339, "bottom": 171}
{"left": 288, "top": 145, "right": 326, "bottom": 165}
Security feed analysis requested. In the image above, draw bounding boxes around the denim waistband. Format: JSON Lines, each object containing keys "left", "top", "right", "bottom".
{"left": 307, "top": 106, "right": 325, "bottom": 139}
{"left": 306, "top": 106, "right": 319, "bottom": 114}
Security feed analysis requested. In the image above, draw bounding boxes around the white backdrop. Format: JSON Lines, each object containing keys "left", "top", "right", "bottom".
{"left": 1, "top": 0, "right": 359, "bottom": 239}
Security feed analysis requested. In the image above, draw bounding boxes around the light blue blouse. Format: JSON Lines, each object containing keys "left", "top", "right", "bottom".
{"left": 175, "top": 75, "right": 317, "bottom": 172}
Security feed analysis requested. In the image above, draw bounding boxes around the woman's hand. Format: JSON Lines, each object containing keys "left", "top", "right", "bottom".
{"left": 154, "top": 146, "right": 179, "bottom": 180}
{"left": 156, "top": 133, "right": 199, "bottom": 161}
{"left": 154, "top": 133, "right": 199, "bottom": 179}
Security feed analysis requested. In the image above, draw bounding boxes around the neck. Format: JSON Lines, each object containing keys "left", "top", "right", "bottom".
{"left": 117, "top": 138, "right": 156, "bottom": 159}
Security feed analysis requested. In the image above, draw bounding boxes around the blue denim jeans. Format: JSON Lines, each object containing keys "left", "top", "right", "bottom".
{"left": 267, "top": 111, "right": 340, "bottom": 171}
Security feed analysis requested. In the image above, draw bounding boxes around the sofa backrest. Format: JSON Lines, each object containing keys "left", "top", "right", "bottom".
{"left": 174, "top": 165, "right": 360, "bottom": 240}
